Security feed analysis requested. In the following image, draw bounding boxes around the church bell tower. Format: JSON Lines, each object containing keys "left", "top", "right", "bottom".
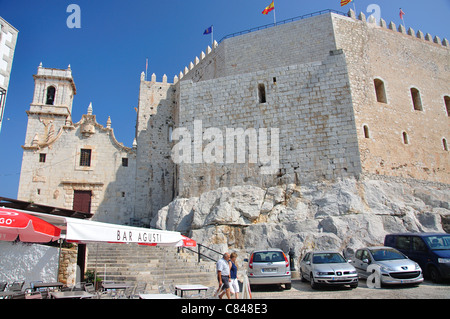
{"left": 22, "top": 63, "right": 76, "bottom": 149}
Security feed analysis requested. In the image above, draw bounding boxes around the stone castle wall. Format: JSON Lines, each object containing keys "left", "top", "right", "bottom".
{"left": 173, "top": 13, "right": 362, "bottom": 198}
{"left": 176, "top": 54, "right": 361, "bottom": 198}
{"left": 182, "top": 13, "right": 337, "bottom": 83}
{"left": 134, "top": 74, "right": 177, "bottom": 222}
{"left": 18, "top": 11, "right": 449, "bottom": 227}
{"left": 332, "top": 13, "right": 450, "bottom": 184}
{"left": 136, "top": 11, "right": 449, "bottom": 220}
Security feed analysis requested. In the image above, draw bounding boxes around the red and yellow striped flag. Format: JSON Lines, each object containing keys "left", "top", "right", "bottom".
{"left": 341, "top": 0, "right": 352, "bottom": 6}
{"left": 262, "top": 1, "right": 275, "bottom": 15}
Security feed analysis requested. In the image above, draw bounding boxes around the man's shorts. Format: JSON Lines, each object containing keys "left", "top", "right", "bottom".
{"left": 220, "top": 275, "right": 230, "bottom": 289}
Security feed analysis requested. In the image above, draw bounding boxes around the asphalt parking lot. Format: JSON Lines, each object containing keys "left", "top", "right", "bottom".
{"left": 250, "top": 279, "right": 450, "bottom": 299}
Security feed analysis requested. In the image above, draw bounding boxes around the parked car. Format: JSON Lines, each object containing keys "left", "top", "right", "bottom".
{"left": 246, "top": 249, "right": 291, "bottom": 290}
{"left": 351, "top": 246, "right": 424, "bottom": 286}
{"left": 385, "top": 233, "right": 450, "bottom": 283}
{"left": 299, "top": 251, "right": 358, "bottom": 289}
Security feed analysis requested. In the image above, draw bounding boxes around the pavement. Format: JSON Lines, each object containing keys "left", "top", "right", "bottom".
{"left": 249, "top": 279, "right": 450, "bottom": 299}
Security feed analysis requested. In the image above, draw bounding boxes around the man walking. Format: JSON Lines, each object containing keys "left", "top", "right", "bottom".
{"left": 216, "top": 252, "right": 231, "bottom": 299}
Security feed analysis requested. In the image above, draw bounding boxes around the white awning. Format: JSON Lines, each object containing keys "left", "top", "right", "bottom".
{"left": 9, "top": 209, "right": 187, "bottom": 246}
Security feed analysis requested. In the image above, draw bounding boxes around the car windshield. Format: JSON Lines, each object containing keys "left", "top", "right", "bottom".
{"left": 312, "top": 253, "right": 346, "bottom": 264}
{"left": 424, "top": 235, "right": 450, "bottom": 250}
{"left": 252, "top": 251, "right": 285, "bottom": 263}
{"left": 370, "top": 249, "right": 406, "bottom": 261}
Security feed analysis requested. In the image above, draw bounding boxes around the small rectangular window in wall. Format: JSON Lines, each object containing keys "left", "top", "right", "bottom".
{"left": 411, "top": 88, "right": 423, "bottom": 111}
{"left": 444, "top": 96, "right": 450, "bottom": 117}
{"left": 374, "top": 79, "right": 387, "bottom": 103}
{"left": 258, "top": 84, "right": 266, "bottom": 104}
{"left": 80, "top": 149, "right": 92, "bottom": 167}
{"left": 39, "top": 153, "right": 46, "bottom": 163}
{"left": 122, "top": 158, "right": 128, "bottom": 167}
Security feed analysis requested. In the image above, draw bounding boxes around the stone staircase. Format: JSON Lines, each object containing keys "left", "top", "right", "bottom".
{"left": 85, "top": 243, "right": 217, "bottom": 293}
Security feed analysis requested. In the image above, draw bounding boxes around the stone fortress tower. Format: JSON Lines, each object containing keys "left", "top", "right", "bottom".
{"left": 18, "top": 10, "right": 449, "bottom": 233}
{"left": 137, "top": 10, "right": 449, "bottom": 223}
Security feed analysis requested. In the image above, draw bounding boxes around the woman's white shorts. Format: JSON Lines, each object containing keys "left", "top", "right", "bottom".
{"left": 230, "top": 278, "right": 240, "bottom": 294}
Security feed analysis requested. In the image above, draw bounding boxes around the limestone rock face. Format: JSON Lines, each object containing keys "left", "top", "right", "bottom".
{"left": 151, "top": 177, "right": 449, "bottom": 262}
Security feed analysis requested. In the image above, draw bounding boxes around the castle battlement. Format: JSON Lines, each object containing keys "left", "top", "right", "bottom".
{"left": 165, "top": 9, "right": 448, "bottom": 89}
{"left": 139, "top": 41, "right": 219, "bottom": 85}
{"left": 347, "top": 9, "right": 449, "bottom": 48}
{"left": 174, "top": 41, "right": 219, "bottom": 83}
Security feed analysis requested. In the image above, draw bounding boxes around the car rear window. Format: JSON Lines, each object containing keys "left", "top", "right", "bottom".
{"left": 252, "top": 251, "right": 284, "bottom": 263}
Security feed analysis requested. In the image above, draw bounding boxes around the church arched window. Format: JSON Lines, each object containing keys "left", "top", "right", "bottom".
{"left": 46, "top": 86, "right": 56, "bottom": 105}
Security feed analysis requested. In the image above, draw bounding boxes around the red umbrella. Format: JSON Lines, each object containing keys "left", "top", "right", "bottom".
{"left": 181, "top": 236, "right": 197, "bottom": 247}
{"left": 0, "top": 208, "right": 61, "bottom": 243}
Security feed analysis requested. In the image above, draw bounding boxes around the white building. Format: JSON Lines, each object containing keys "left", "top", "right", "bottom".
{"left": 18, "top": 64, "right": 137, "bottom": 226}
{"left": 0, "top": 17, "right": 18, "bottom": 133}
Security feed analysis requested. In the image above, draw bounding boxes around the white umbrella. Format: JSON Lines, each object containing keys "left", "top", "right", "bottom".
{"left": 241, "top": 273, "right": 252, "bottom": 299}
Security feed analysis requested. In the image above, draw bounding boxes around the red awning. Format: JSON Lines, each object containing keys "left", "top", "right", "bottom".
{"left": 0, "top": 207, "right": 61, "bottom": 243}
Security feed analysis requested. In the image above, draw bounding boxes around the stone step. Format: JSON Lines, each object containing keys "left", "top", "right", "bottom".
{"left": 85, "top": 243, "right": 217, "bottom": 292}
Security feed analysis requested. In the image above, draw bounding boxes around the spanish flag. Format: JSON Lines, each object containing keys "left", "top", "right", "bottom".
{"left": 341, "top": 0, "right": 352, "bottom": 6}
{"left": 262, "top": 1, "right": 275, "bottom": 15}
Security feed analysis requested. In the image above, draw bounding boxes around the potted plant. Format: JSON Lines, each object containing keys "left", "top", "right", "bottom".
{"left": 85, "top": 270, "right": 103, "bottom": 291}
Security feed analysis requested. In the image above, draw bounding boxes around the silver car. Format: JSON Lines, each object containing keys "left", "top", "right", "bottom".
{"left": 246, "top": 249, "right": 292, "bottom": 290}
{"left": 352, "top": 246, "right": 424, "bottom": 285}
{"left": 300, "top": 251, "right": 359, "bottom": 289}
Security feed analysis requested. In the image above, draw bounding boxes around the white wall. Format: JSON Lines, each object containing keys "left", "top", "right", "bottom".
{"left": 0, "top": 241, "right": 59, "bottom": 289}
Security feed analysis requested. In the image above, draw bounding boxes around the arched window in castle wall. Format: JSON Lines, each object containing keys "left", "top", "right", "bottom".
{"left": 443, "top": 138, "right": 449, "bottom": 152}
{"left": 444, "top": 96, "right": 450, "bottom": 117}
{"left": 410, "top": 88, "right": 423, "bottom": 111}
{"left": 374, "top": 79, "right": 387, "bottom": 103}
{"left": 46, "top": 86, "right": 56, "bottom": 105}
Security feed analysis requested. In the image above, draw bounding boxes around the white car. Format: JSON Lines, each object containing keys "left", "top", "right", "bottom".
{"left": 351, "top": 246, "right": 424, "bottom": 286}
{"left": 300, "top": 251, "right": 358, "bottom": 289}
{"left": 246, "top": 249, "right": 291, "bottom": 290}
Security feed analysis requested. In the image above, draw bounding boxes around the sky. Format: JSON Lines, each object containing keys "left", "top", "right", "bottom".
{"left": 0, "top": 0, "right": 449, "bottom": 199}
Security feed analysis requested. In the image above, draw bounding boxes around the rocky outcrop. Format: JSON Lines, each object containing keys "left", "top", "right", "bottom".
{"left": 151, "top": 177, "right": 449, "bottom": 262}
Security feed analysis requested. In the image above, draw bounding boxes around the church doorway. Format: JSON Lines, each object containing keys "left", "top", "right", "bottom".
{"left": 72, "top": 190, "right": 92, "bottom": 281}
{"left": 73, "top": 190, "right": 92, "bottom": 214}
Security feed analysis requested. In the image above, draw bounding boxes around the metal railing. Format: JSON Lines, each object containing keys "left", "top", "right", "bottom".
{"left": 219, "top": 9, "right": 346, "bottom": 44}
{"left": 184, "top": 243, "right": 223, "bottom": 263}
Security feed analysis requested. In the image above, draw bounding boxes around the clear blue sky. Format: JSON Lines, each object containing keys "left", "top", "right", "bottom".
{"left": 0, "top": 0, "right": 449, "bottom": 199}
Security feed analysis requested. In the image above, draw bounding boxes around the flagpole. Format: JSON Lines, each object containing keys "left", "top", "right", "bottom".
{"left": 400, "top": 8, "right": 406, "bottom": 29}
{"left": 145, "top": 58, "right": 148, "bottom": 81}
{"left": 353, "top": 0, "right": 356, "bottom": 14}
{"left": 273, "top": 1, "right": 277, "bottom": 25}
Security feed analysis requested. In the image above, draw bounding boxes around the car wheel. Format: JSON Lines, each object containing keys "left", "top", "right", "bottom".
{"left": 284, "top": 283, "right": 291, "bottom": 290}
{"left": 429, "top": 266, "right": 443, "bottom": 283}
{"left": 310, "top": 273, "right": 318, "bottom": 289}
{"left": 350, "top": 282, "right": 358, "bottom": 289}
{"left": 300, "top": 269, "right": 307, "bottom": 282}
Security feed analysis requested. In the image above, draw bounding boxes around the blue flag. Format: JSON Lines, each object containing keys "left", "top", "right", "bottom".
{"left": 203, "top": 26, "right": 213, "bottom": 35}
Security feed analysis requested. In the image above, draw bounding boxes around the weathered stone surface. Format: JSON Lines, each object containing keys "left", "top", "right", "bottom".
{"left": 152, "top": 177, "right": 449, "bottom": 264}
